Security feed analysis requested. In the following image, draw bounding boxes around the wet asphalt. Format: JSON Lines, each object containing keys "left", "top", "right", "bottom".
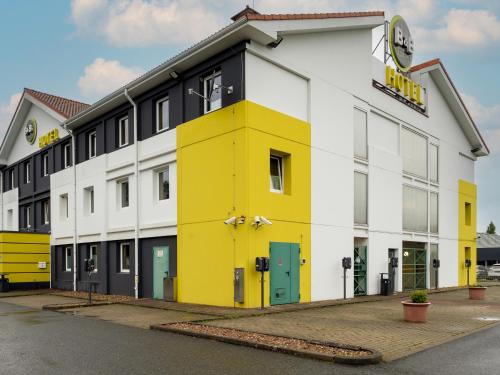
{"left": 0, "top": 300, "right": 499, "bottom": 375}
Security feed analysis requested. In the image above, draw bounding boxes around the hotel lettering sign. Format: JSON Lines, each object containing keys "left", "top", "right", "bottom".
{"left": 39, "top": 128, "right": 60, "bottom": 148}
{"left": 385, "top": 66, "right": 424, "bottom": 106}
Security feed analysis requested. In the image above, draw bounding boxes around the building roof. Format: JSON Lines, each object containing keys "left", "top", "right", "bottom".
{"left": 477, "top": 233, "right": 500, "bottom": 248}
{"left": 25, "top": 88, "right": 90, "bottom": 119}
{"left": 410, "top": 58, "right": 489, "bottom": 156}
{"left": 245, "top": 11, "right": 385, "bottom": 21}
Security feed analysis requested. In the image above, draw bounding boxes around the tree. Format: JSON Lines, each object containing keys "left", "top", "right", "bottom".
{"left": 487, "top": 221, "right": 496, "bottom": 234}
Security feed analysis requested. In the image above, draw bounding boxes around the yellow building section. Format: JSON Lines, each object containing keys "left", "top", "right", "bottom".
{"left": 177, "top": 100, "right": 311, "bottom": 308}
{"left": 0, "top": 232, "right": 50, "bottom": 285}
{"left": 458, "top": 180, "right": 477, "bottom": 286}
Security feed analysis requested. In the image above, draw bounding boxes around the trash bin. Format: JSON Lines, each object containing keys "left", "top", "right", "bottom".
{"left": 380, "top": 273, "right": 391, "bottom": 296}
{"left": 0, "top": 277, "right": 9, "bottom": 293}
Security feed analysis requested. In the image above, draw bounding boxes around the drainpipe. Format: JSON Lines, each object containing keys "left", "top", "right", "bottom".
{"left": 0, "top": 171, "right": 3, "bottom": 230}
{"left": 124, "top": 89, "right": 139, "bottom": 299}
{"left": 67, "top": 126, "right": 78, "bottom": 292}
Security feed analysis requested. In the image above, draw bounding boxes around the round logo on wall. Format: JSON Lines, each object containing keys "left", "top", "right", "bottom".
{"left": 389, "top": 15, "right": 414, "bottom": 72}
{"left": 25, "top": 118, "right": 38, "bottom": 145}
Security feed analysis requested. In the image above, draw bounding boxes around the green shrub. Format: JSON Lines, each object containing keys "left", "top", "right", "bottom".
{"left": 410, "top": 290, "right": 428, "bottom": 303}
{"left": 470, "top": 283, "right": 484, "bottom": 288}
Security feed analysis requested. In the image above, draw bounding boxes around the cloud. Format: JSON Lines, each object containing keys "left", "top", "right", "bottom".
{"left": 77, "top": 58, "right": 145, "bottom": 100}
{"left": 0, "top": 93, "right": 22, "bottom": 143}
{"left": 71, "top": 0, "right": 225, "bottom": 47}
{"left": 461, "top": 93, "right": 500, "bottom": 131}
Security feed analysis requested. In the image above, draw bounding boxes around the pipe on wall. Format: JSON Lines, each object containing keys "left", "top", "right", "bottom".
{"left": 124, "top": 89, "right": 140, "bottom": 299}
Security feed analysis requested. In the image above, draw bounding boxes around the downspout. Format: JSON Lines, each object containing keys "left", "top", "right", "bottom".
{"left": 124, "top": 89, "right": 139, "bottom": 299}
{"left": 67, "top": 127, "right": 78, "bottom": 292}
{"left": 0, "top": 170, "right": 3, "bottom": 231}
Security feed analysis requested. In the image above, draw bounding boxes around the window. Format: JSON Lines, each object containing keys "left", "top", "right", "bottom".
{"left": 403, "top": 185, "right": 428, "bottom": 232}
{"left": 156, "top": 97, "right": 169, "bottom": 132}
{"left": 42, "top": 152, "right": 49, "bottom": 177}
{"left": 203, "top": 70, "right": 222, "bottom": 113}
{"left": 354, "top": 108, "right": 368, "bottom": 159}
{"left": 24, "top": 160, "right": 31, "bottom": 184}
{"left": 7, "top": 209, "right": 13, "bottom": 229}
{"left": 85, "top": 187, "right": 95, "bottom": 215}
{"left": 9, "top": 169, "right": 14, "bottom": 189}
{"left": 120, "top": 180, "right": 129, "bottom": 208}
{"left": 60, "top": 194, "right": 69, "bottom": 219}
{"left": 465, "top": 202, "right": 471, "bottom": 226}
{"left": 354, "top": 172, "right": 368, "bottom": 225}
{"left": 158, "top": 168, "right": 170, "bottom": 200}
{"left": 401, "top": 128, "right": 427, "bottom": 179}
{"left": 24, "top": 205, "right": 32, "bottom": 229}
{"left": 429, "top": 144, "right": 438, "bottom": 183}
{"left": 430, "top": 192, "right": 438, "bottom": 233}
{"left": 42, "top": 200, "right": 50, "bottom": 225}
{"left": 89, "top": 245, "right": 98, "bottom": 272}
{"left": 270, "top": 155, "right": 283, "bottom": 193}
{"left": 88, "top": 131, "right": 97, "bottom": 159}
{"left": 65, "top": 247, "right": 72, "bottom": 272}
{"left": 120, "top": 243, "right": 130, "bottom": 273}
{"left": 63, "top": 143, "right": 71, "bottom": 169}
{"left": 118, "top": 117, "right": 129, "bottom": 147}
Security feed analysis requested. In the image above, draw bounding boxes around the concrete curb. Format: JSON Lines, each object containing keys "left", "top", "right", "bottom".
{"left": 0, "top": 290, "right": 52, "bottom": 298}
{"left": 42, "top": 301, "right": 114, "bottom": 311}
{"left": 151, "top": 323, "right": 382, "bottom": 365}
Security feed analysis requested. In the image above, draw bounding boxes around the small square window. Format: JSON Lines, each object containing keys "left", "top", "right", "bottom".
{"left": 42, "top": 200, "right": 50, "bottom": 225}
{"left": 24, "top": 205, "right": 32, "bottom": 229}
{"left": 63, "top": 143, "right": 71, "bottom": 168}
{"left": 120, "top": 243, "right": 130, "bottom": 273}
{"left": 60, "top": 194, "right": 69, "bottom": 220}
{"left": 9, "top": 169, "right": 14, "bottom": 189}
{"left": 465, "top": 202, "right": 471, "bottom": 226}
{"left": 85, "top": 187, "right": 95, "bottom": 215}
{"left": 118, "top": 117, "right": 129, "bottom": 147}
{"left": 42, "top": 153, "right": 49, "bottom": 177}
{"left": 156, "top": 97, "right": 169, "bottom": 132}
{"left": 203, "top": 70, "right": 222, "bottom": 113}
{"left": 120, "top": 180, "right": 129, "bottom": 208}
{"left": 7, "top": 209, "right": 13, "bottom": 229}
{"left": 65, "top": 247, "right": 72, "bottom": 272}
{"left": 88, "top": 131, "right": 97, "bottom": 159}
{"left": 89, "top": 245, "right": 98, "bottom": 272}
{"left": 270, "top": 155, "right": 283, "bottom": 193}
{"left": 158, "top": 168, "right": 170, "bottom": 201}
{"left": 24, "top": 160, "right": 31, "bottom": 184}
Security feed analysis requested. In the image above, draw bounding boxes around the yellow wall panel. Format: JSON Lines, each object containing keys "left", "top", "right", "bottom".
{"left": 458, "top": 180, "right": 477, "bottom": 286}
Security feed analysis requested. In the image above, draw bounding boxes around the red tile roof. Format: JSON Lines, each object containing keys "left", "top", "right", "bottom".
{"left": 245, "top": 11, "right": 384, "bottom": 21}
{"left": 409, "top": 58, "right": 441, "bottom": 72}
{"left": 25, "top": 88, "right": 90, "bottom": 119}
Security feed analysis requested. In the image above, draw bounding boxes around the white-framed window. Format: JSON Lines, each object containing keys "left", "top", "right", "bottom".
{"left": 430, "top": 144, "right": 439, "bottom": 183}
{"left": 24, "top": 160, "right": 31, "bottom": 184}
{"left": 156, "top": 97, "right": 169, "bottom": 132}
{"left": 24, "top": 205, "right": 31, "bottom": 229}
{"left": 63, "top": 143, "right": 71, "bottom": 169}
{"left": 9, "top": 169, "right": 14, "bottom": 189}
{"left": 118, "top": 116, "right": 129, "bottom": 147}
{"left": 85, "top": 186, "right": 95, "bottom": 215}
{"left": 60, "top": 194, "right": 69, "bottom": 220}
{"left": 89, "top": 245, "right": 98, "bottom": 272}
{"left": 354, "top": 171, "right": 368, "bottom": 225}
{"left": 270, "top": 155, "right": 283, "bottom": 193}
{"left": 7, "top": 209, "right": 13, "bottom": 228}
{"left": 65, "top": 247, "right": 72, "bottom": 272}
{"left": 401, "top": 127, "right": 427, "bottom": 179}
{"left": 120, "top": 243, "right": 130, "bottom": 273}
{"left": 354, "top": 108, "right": 368, "bottom": 160}
{"left": 119, "top": 179, "right": 129, "bottom": 208}
{"left": 403, "top": 185, "right": 428, "bottom": 232}
{"left": 203, "top": 70, "right": 222, "bottom": 113}
{"left": 430, "top": 192, "right": 438, "bottom": 233}
{"left": 42, "top": 153, "right": 49, "bottom": 177}
{"left": 88, "top": 131, "right": 97, "bottom": 159}
{"left": 43, "top": 200, "right": 50, "bottom": 225}
{"left": 158, "top": 168, "right": 170, "bottom": 201}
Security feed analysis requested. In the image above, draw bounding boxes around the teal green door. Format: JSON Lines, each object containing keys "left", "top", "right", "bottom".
{"left": 403, "top": 248, "right": 427, "bottom": 291}
{"left": 270, "top": 242, "right": 300, "bottom": 305}
{"left": 153, "top": 246, "right": 169, "bottom": 300}
{"left": 354, "top": 246, "right": 367, "bottom": 296}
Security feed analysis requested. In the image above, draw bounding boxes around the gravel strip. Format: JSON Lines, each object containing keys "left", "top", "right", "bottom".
{"left": 51, "top": 290, "right": 133, "bottom": 303}
{"left": 167, "top": 322, "right": 372, "bottom": 358}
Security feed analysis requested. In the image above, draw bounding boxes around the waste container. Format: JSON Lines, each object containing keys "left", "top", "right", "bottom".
{"left": 0, "top": 277, "right": 9, "bottom": 293}
{"left": 380, "top": 273, "right": 391, "bottom": 296}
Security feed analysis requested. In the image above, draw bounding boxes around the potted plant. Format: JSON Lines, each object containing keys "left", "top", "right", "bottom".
{"left": 402, "top": 290, "right": 431, "bottom": 323}
{"left": 469, "top": 284, "right": 487, "bottom": 300}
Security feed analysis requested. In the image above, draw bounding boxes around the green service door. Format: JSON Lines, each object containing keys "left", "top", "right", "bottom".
{"left": 153, "top": 246, "right": 169, "bottom": 300}
{"left": 270, "top": 242, "right": 300, "bottom": 305}
{"left": 402, "top": 248, "right": 427, "bottom": 291}
{"left": 354, "top": 246, "right": 367, "bottom": 296}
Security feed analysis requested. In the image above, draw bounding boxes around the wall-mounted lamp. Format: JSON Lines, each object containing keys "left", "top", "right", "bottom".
{"left": 169, "top": 71, "right": 179, "bottom": 79}
{"left": 252, "top": 215, "right": 272, "bottom": 228}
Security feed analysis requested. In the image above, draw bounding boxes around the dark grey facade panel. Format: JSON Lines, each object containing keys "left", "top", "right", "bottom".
{"left": 54, "top": 245, "right": 73, "bottom": 290}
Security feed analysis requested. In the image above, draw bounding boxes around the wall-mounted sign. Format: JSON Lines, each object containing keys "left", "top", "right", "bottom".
{"left": 39, "top": 128, "right": 60, "bottom": 149}
{"left": 389, "top": 15, "right": 414, "bottom": 72}
{"left": 25, "top": 119, "right": 38, "bottom": 145}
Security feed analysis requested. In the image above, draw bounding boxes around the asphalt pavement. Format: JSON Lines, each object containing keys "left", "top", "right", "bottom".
{"left": 0, "top": 300, "right": 499, "bottom": 375}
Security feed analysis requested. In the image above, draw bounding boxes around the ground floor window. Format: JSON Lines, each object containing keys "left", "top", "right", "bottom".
{"left": 65, "top": 247, "right": 72, "bottom": 272}
{"left": 120, "top": 243, "right": 130, "bottom": 273}
{"left": 89, "top": 245, "right": 98, "bottom": 272}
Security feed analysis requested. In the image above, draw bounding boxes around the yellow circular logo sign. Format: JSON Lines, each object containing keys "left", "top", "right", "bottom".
{"left": 389, "top": 15, "right": 414, "bottom": 72}
{"left": 25, "top": 118, "right": 38, "bottom": 145}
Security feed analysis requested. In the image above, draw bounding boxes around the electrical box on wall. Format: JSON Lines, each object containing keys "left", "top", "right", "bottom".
{"left": 234, "top": 268, "right": 244, "bottom": 303}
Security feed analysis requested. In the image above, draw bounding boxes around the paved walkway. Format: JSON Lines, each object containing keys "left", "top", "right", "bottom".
{"left": 0, "top": 295, "right": 83, "bottom": 309}
{"left": 205, "top": 287, "right": 500, "bottom": 361}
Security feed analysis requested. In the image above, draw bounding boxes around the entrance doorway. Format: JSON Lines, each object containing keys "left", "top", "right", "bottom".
{"left": 403, "top": 243, "right": 427, "bottom": 291}
{"left": 269, "top": 242, "right": 300, "bottom": 305}
{"left": 152, "top": 246, "right": 169, "bottom": 300}
{"left": 354, "top": 246, "right": 367, "bottom": 296}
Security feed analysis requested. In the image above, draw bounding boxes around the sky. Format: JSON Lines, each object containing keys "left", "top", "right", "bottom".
{"left": 0, "top": 0, "right": 499, "bottom": 231}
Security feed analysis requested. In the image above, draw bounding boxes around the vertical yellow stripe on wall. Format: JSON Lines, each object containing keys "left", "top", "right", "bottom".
{"left": 458, "top": 180, "right": 477, "bottom": 286}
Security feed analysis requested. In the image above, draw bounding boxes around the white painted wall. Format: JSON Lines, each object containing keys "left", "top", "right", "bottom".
{"left": 2, "top": 189, "right": 18, "bottom": 231}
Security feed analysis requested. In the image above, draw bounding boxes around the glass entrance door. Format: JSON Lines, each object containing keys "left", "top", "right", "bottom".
{"left": 354, "top": 246, "right": 367, "bottom": 296}
{"left": 403, "top": 248, "right": 427, "bottom": 291}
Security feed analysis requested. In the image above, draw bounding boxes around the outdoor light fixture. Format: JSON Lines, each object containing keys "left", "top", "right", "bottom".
{"left": 169, "top": 71, "right": 179, "bottom": 79}
{"left": 188, "top": 83, "right": 234, "bottom": 102}
{"left": 252, "top": 216, "right": 272, "bottom": 228}
{"left": 224, "top": 215, "right": 246, "bottom": 226}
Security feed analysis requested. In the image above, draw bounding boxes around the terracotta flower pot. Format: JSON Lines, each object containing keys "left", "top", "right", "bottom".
{"left": 469, "top": 287, "right": 487, "bottom": 300}
{"left": 402, "top": 301, "right": 431, "bottom": 323}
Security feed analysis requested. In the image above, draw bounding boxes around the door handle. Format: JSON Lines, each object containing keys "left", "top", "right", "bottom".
{"left": 286, "top": 271, "right": 290, "bottom": 276}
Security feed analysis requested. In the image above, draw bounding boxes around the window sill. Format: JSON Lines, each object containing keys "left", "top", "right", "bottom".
{"left": 156, "top": 127, "right": 169, "bottom": 134}
{"left": 119, "top": 271, "right": 130, "bottom": 274}
{"left": 354, "top": 157, "right": 368, "bottom": 165}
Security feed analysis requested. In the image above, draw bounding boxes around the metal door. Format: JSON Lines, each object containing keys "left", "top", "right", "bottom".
{"left": 270, "top": 242, "right": 300, "bottom": 305}
{"left": 153, "top": 246, "right": 169, "bottom": 300}
{"left": 354, "top": 246, "right": 367, "bottom": 296}
{"left": 430, "top": 244, "right": 438, "bottom": 289}
{"left": 403, "top": 248, "right": 427, "bottom": 291}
